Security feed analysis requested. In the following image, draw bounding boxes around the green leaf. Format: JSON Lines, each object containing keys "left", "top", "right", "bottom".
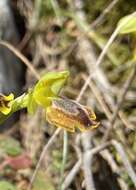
{"left": 118, "top": 14, "right": 136, "bottom": 34}
{"left": 0, "top": 137, "right": 22, "bottom": 156}
{"left": 33, "top": 71, "right": 69, "bottom": 108}
{"left": 0, "top": 181, "right": 18, "bottom": 190}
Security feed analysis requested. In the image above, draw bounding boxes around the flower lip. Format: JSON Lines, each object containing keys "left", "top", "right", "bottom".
{"left": 48, "top": 98, "right": 100, "bottom": 132}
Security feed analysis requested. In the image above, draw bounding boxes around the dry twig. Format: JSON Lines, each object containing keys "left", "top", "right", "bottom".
{"left": 103, "top": 67, "right": 136, "bottom": 141}
{"left": 27, "top": 128, "right": 61, "bottom": 190}
{"left": 62, "top": 141, "right": 110, "bottom": 189}
{"left": 92, "top": 0, "right": 120, "bottom": 27}
{"left": 0, "top": 40, "right": 40, "bottom": 79}
{"left": 112, "top": 140, "right": 136, "bottom": 187}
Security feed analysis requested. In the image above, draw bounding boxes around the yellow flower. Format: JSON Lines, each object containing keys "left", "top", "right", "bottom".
{"left": 46, "top": 98, "right": 99, "bottom": 132}
{"left": 0, "top": 93, "right": 14, "bottom": 115}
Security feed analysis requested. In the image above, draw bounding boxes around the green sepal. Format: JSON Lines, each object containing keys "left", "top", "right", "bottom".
{"left": 33, "top": 71, "right": 69, "bottom": 108}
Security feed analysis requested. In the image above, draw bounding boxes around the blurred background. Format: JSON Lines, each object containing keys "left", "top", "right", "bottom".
{"left": 0, "top": 0, "right": 136, "bottom": 189}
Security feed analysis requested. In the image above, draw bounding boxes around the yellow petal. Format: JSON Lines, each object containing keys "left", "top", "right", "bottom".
{"left": 0, "top": 106, "right": 11, "bottom": 115}
{"left": 0, "top": 93, "right": 14, "bottom": 115}
{"left": 4, "top": 93, "right": 14, "bottom": 101}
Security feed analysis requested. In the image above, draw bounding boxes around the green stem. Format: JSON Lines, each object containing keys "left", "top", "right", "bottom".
{"left": 59, "top": 131, "right": 68, "bottom": 190}
{"left": 0, "top": 93, "right": 28, "bottom": 125}
{"left": 12, "top": 93, "right": 28, "bottom": 111}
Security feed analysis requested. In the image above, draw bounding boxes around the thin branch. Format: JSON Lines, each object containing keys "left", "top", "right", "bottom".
{"left": 112, "top": 140, "right": 136, "bottom": 187}
{"left": 81, "top": 132, "right": 95, "bottom": 190}
{"left": 91, "top": 0, "right": 120, "bottom": 28}
{"left": 118, "top": 111, "right": 134, "bottom": 130}
{"left": 82, "top": 152, "right": 95, "bottom": 190}
{"left": 82, "top": 75, "right": 112, "bottom": 120}
{"left": 83, "top": 141, "right": 111, "bottom": 190}
{"left": 62, "top": 141, "right": 110, "bottom": 189}
{"left": 100, "top": 149, "right": 128, "bottom": 190}
{"left": 62, "top": 159, "right": 81, "bottom": 189}
{"left": 27, "top": 128, "right": 61, "bottom": 190}
{"left": 89, "top": 142, "right": 111, "bottom": 155}
{"left": 82, "top": 74, "right": 134, "bottom": 130}
{"left": 103, "top": 67, "right": 136, "bottom": 142}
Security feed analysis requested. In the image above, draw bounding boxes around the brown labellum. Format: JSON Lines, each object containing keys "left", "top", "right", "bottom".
{"left": 46, "top": 98, "right": 99, "bottom": 132}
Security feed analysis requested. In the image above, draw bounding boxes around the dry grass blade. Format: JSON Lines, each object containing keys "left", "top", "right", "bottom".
{"left": 0, "top": 40, "right": 40, "bottom": 80}
{"left": 27, "top": 128, "right": 61, "bottom": 190}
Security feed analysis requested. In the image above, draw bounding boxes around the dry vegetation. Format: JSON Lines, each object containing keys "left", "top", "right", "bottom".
{"left": 0, "top": 0, "right": 136, "bottom": 190}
